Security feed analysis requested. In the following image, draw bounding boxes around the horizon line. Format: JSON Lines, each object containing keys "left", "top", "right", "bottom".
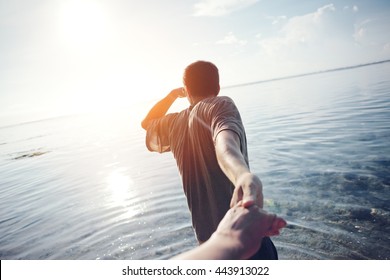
{"left": 222, "top": 59, "right": 390, "bottom": 90}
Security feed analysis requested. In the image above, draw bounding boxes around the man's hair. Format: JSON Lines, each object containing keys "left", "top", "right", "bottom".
{"left": 183, "top": 61, "right": 219, "bottom": 98}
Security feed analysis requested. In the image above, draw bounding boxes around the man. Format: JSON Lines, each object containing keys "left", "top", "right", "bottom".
{"left": 141, "top": 61, "right": 278, "bottom": 259}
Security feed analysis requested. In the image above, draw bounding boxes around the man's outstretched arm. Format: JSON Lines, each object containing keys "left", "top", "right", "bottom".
{"left": 215, "top": 130, "right": 264, "bottom": 208}
{"left": 141, "top": 87, "right": 185, "bottom": 130}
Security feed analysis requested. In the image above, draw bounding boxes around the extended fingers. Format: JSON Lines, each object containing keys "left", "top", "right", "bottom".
{"left": 265, "top": 216, "right": 287, "bottom": 236}
{"left": 246, "top": 207, "right": 287, "bottom": 237}
{"left": 230, "top": 200, "right": 287, "bottom": 237}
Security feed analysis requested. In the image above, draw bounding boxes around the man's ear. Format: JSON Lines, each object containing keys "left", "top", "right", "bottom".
{"left": 185, "top": 87, "right": 194, "bottom": 104}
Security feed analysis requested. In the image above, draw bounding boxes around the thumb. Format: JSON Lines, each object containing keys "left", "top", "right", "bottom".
{"left": 243, "top": 189, "right": 263, "bottom": 208}
{"left": 242, "top": 193, "right": 256, "bottom": 208}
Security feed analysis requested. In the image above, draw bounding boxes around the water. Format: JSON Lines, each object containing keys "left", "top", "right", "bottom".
{"left": 1, "top": 63, "right": 389, "bottom": 260}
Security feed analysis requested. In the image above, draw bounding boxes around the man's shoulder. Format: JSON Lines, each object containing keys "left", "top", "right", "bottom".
{"left": 161, "top": 109, "right": 189, "bottom": 121}
{"left": 202, "top": 95, "right": 235, "bottom": 107}
{"left": 213, "top": 95, "right": 234, "bottom": 102}
{"left": 192, "top": 96, "right": 239, "bottom": 120}
{"left": 164, "top": 109, "right": 190, "bottom": 126}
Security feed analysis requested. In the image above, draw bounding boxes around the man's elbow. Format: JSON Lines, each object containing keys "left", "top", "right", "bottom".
{"left": 141, "top": 119, "right": 149, "bottom": 130}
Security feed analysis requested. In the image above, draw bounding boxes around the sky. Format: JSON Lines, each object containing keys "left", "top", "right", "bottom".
{"left": 1, "top": 0, "right": 390, "bottom": 126}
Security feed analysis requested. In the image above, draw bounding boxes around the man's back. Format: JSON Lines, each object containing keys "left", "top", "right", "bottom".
{"left": 146, "top": 96, "right": 248, "bottom": 242}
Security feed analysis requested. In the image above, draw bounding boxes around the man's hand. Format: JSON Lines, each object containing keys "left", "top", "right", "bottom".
{"left": 230, "top": 172, "right": 263, "bottom": 208}
{"left": 141, "top": 87, "right": 185, "bottom": 130}
{"left": 170, "top": 87, "right": 187, "bottom": 98}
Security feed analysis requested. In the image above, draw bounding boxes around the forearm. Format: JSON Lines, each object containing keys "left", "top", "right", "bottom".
{"left": 141, "top": 90, "right": 178, "bottom": 130}
{"left": 172, "top": 233, "right": 243, "bottom": 260}
{"left": 217, "top": 146, "right": 250, "bottom": 185}
{"left": 215, "top": 130, "right": 250, "bottom": 185}
{"left": 215, "top": 130, "right": 263, "bottom": 207}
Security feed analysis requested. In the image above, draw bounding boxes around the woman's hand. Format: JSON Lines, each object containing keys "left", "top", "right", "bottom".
{"left": 172, "top": 202, "right": 287, "bottom": 260}
{"left": 213, "top": 202, "right": 287, "bottom": 259}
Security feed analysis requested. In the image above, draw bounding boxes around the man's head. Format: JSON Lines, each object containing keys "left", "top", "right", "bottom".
{"left": 183, "top": 61, "right": 220, "bottom": 101}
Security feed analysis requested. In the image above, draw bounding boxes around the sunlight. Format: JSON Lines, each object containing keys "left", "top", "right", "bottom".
{"left": 64, "top": 74, "right": 167, "bottom": 116}
{"left": 57, "top": 0, "right": 182, "bottom": 117}
{"left": 59, "top": 0, "right": 108, "bottom": 49}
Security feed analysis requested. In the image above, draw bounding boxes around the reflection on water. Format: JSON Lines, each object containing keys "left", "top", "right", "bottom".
{"left": 105, "top": 169, "right": 143, "bottom": 223}
{"left": 106, "top": 170, "right": 133, "bottom": 205}
{"left": 0, "top": 63, "right": 389, "bottom": 259}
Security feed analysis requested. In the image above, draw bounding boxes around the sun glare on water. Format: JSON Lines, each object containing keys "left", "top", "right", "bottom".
{"left": 106, "top": 170, "right": 132, "bottom": 203}
{"left": 105, "top": 169, "right": 143, "bottom": 219}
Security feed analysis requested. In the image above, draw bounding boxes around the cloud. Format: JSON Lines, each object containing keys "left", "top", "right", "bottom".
{"left": 253, "top": 3, "right": 364, "bottom": 76}
{"left": 258, "top": 4, "right": 338, "bottom": 56}
{"left": 267, "top": 15, "right": 287, "bottom": 25}
{"left": 343, "top": 5, "right": 359, "bottom": 12}
{"left": 216, "top": 32, "right": 247, "bottom": 46}
{"left": 193, "top": 0, "right": 259, "bottom": 17}
{"left": 354, "top": 17, "right": 390, "bottom": 48}
{"left": 353, "top": 19, "right": 371, "bottom": 44}
{"left": 252, "top": 3, "right": 390, "bottom": 78}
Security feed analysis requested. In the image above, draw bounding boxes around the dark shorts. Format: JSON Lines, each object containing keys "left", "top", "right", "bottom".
{"left": 248, "top": 237, "right": 278, "bottom": 260}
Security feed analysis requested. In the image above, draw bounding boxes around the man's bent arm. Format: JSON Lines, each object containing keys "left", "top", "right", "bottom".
{"left": 215, "top": 130, "right": 264, "bottom": 208}
{"left": 141, "top": 88, "right": 184, "bottom": 130}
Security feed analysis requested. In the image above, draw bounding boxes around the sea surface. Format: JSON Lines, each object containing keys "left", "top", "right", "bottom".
{"left": 1, "top": 62, "right": 389, "bottom": 260}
